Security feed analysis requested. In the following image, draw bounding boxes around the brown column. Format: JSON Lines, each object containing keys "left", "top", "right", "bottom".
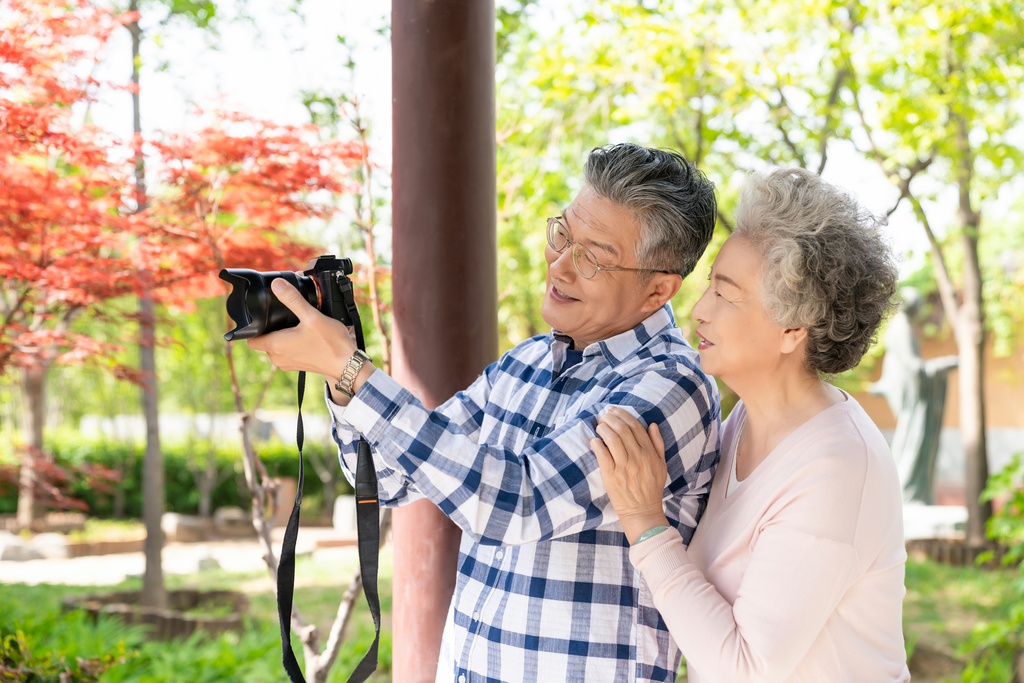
{"left": 391, "top": 1, "right": 497, "bottom": 681}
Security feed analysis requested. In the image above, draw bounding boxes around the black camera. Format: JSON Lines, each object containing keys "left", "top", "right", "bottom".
{"left": 220, "top": 255, "right": 358, "bottom": 341}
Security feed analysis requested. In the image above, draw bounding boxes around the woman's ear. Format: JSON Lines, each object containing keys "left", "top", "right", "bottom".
{"left": 780, "top": 326, "right": 809, "bottom": 356}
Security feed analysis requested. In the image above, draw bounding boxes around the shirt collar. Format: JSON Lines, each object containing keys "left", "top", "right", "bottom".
{"left": 550, "top": 304, "right": 677, "bottom": 369}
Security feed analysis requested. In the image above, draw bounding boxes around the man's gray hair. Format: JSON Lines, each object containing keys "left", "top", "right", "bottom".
{"left": 735, "top": 167, "right": 899, "bottom": 375}
{"left": 583, "top": 143, "right": 717, "bottom": 279}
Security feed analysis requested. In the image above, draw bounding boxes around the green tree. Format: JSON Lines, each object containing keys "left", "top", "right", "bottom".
{"left": 838, "top": 0, "right": 1024, "bottom": 544}
{"left": 499, "top": 1, "right": 1024, "bottom": 544}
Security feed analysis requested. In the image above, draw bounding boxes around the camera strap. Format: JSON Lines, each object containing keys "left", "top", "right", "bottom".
{"left": 278, "top": 369, "right": 381, "bottom": 683}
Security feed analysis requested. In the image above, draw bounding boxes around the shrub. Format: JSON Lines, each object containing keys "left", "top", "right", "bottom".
{"left": 0, "top": 433, "right": 351, "bottom": 519}
{"left": 0, "top": 584, "right": 144, "bottom": 681}
{"left": 958, "top": 452, "right": 1024, "bottom": 683}
{"left": 0, "top": 579, "right": 393, "bottom": 683}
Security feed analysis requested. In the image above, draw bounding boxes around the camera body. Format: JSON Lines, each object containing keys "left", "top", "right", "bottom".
{"left": 220, "top": 255, "right": 357, "bottom": 341}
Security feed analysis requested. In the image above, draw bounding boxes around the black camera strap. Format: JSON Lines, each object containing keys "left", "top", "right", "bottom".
{"left": 278, "top": 368, "right": 381, "bottom": 683}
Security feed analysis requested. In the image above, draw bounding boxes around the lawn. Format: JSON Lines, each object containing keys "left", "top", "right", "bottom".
{"left": 0, "top": 551, "right": 1018, "bottom": 682}
{"left": 0, "top": 547, "right": 394, "bottom": 683}
{"left": 903, "top": 558, "right": 1018, "bottom": 682}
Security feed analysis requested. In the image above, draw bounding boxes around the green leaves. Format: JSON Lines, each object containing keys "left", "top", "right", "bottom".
{"left": 0, "top": 586, "right": 143, "bottom": 682}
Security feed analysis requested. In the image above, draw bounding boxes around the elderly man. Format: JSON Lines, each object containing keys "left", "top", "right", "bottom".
{"left": 249, "top": 143, "right": 721, "bottom": 682}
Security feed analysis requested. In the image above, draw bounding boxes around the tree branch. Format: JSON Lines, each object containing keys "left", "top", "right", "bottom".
{"left": 848, "top": 79, "right": 958, "bottom": 322}
{"left": 905, "top": 191, "right": 961, "bottom": 327}
{"left": 716, "top": 210, "right": 735, "bottom": 235}
{"left": 770, "top": 86, "right": 807, "bottom": 168}
{"left": 346, "top": 97, "right": 393, "bottom": 374}
{"left": 815, "top": 66, "right": 850, "bottom": 175}
{"left": 315, "top": 509, "right": 392, "bottom": 676}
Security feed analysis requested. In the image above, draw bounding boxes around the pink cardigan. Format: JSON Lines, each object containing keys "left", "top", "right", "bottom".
{"left": 631, "top": 397, "right": 911, "bottom": 682}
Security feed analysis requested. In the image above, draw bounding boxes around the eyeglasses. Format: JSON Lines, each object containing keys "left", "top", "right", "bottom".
{"left": 546, "top": 216, "right": 674, "bottom": 280}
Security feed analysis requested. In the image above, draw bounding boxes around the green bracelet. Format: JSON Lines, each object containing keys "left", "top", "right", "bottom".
{"left": 634, "top": 525, "right": 670, "bottom": 545}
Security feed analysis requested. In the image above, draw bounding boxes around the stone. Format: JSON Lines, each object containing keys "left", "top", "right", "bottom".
{"left": 333, "top": 494, "right": 357, "bottom": 538}
{"left": 213, "top": 506, "right": 253, "bottom": 538}
{"left": 161, "top": 512, "right": 209, "bottom": 543}
{"left": 30, "top": 532, "right": 70, "bottom": 559}
{"left": 197, "top": 552, "right": 222, "bottom": 571}
{"left": 0, "top": 537, "right": 44, "bottom": 561}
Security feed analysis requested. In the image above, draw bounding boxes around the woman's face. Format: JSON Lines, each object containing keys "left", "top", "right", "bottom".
{"left": 691, "top": 235, "right": 788, "bottom": 386}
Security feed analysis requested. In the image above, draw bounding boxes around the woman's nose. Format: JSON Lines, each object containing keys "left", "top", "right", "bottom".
{"left": 691, "top": 288, "right": 711, "bottom": 323}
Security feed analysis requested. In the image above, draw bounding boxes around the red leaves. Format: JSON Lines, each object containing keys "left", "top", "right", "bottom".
{"left": 140, "top": 110, "right": 365, "bottom": 304}
{"left": 0, "top": 0, "right": 134, "bottom": 374}
{"left": 0, "top": 446, "right": 122, "bottom": 512}
{"left": 1, "top": 1, "right": 370, "bottom": 375}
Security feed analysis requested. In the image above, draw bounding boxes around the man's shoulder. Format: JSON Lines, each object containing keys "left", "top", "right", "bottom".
{"left": 503, "top": 333, "right": 553, "bottom": 360}
{"left": 616, "top": 330, "right": 720, "bottom": 408}
{"left": 634, "top": 327, "right": 706, "bottom": 375}
{"left": 484, "top": 334, "right": 554, "bottom": 377}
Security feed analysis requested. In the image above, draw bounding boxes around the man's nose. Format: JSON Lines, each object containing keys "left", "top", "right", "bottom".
{"left": 547, "top": 245, "right": 575, "bottom": 277}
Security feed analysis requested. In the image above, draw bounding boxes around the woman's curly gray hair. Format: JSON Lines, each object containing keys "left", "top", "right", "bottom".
{"left": 735, "top": 167, "right": 899, "bottom": 375}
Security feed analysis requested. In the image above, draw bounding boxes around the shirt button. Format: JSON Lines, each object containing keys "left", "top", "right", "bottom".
{"left": 458, "top": 675, "right": 466, "bottom": 683}
{"left": 495, "top": 550, "right": 504, "bottom": 560}
{"left": 472, "top": 611, "right": 480, "bottom": 620}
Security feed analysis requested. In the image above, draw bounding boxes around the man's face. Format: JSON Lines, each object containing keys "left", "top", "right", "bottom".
{"left": 541, "top": 185, "right": 667, "bottom": 350}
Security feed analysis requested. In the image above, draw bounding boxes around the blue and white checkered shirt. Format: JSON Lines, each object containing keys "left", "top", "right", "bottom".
{"left": 329, "top": 305, "right": 720, "bottom": 682}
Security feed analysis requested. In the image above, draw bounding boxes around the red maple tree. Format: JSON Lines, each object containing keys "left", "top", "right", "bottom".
{"left": 140, "top": 109, "right": 365, "bottom": 300}
{"left": 2, "top": 0, "right": 367, "bottom": 527}
{"left": 0, "top": 0, "right": 140, "bottom": 374}
{"left": 1, "top": 0, "right": 143, "bottom": 527}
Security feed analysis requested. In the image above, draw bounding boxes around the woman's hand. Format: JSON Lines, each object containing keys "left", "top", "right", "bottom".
{"left": 592, "top": 406, "right": 670, "bottom": 544}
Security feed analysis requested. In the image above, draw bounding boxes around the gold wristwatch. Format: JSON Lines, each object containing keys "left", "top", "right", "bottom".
{"left": 334, "top": 349, "right": 371, "bottom": 398}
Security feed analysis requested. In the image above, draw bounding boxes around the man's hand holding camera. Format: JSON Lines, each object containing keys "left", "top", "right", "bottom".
{"left": 247, "top": 278, "right": 374, "bottom": 405}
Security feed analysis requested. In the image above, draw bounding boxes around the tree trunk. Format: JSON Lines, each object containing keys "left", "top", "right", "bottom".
{"left": 140, "top": 289, "right": 166, "bottom": 609}
{"left": 16, "top": 363, "right": 48, "bottom": 530}
{"left": 196, "top": 455, "right": 216, "bottom": 519}
{"left": 952, "top": 116, "right": 991, "bottom": 546}
{"left": 130, "top": 2, "right": 165, "bottom": 610}
{"left": 957, "top": 230, "right": 991, "bottom": 546}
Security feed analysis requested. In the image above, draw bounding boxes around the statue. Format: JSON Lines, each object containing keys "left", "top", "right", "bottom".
{"left": 871, "top": 288, "right": 958, "bottom": 504}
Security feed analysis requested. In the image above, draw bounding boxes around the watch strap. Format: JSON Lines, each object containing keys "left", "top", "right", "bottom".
{"left": 334, "top": 349, "right": 371, "bottom": 398}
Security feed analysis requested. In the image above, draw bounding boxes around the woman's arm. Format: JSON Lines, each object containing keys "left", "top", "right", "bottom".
{"left": 591, "top": 406, "right": 671, "bottom": 543}
{"left": 595, "top": 408, "right": 862, "bottom": 681}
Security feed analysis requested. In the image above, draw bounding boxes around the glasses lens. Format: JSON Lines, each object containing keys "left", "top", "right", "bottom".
{"left": 572, "top": 243, "right": 600, "bottom": 279}
{"left": 547, "top": 217, "right": 569, "bottom": 252}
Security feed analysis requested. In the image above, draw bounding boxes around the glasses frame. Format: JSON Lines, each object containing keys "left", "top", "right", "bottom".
{"left": 546, "top": 216, "right": 674, "bottom": 280}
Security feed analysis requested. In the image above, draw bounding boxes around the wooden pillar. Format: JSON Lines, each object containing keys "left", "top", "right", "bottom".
{"left": 391, "top": 1, "right": 497, "bottom": 680}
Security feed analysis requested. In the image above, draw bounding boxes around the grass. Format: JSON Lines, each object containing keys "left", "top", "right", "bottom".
{"left": 2, "top": 549, "right": 1018, "bottom": 682}
{"left": 163, "top": 545, "right": 396, "bottom": 682}
{"left": 1, "top": 547, "right": 394, "bottom": 683}
{"left": 904, "top": 557, "right": 1017, "bottom": 655}
{"left": 67, "top": 518, "right": 145, "bottom": 542}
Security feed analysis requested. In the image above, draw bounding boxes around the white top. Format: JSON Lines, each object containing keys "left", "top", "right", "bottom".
{"left": 726, "top": 416, "right": 744, "bottom": 496}
{"left": 630, "top": 396, "right": 911, "bottom": 682}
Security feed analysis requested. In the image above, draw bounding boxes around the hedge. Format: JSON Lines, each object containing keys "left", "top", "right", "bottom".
{"left": 0, "top": 433, "right": 352, "bottom": 519}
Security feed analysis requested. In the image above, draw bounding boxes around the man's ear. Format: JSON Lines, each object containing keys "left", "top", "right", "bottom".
{"left": 643, "top": 273, "right": 683, "bottom": 313}
{"left": 780, "top": 326, "right": 809, "bottom": 355}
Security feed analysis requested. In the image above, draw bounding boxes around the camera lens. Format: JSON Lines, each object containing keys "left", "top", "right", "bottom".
{"left": 219, "top": 269, "right": 320, "bottom": 341}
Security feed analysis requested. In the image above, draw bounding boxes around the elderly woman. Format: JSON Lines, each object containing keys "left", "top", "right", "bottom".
{"left": 593, "top": 168, "right": 911, "bottom": 682}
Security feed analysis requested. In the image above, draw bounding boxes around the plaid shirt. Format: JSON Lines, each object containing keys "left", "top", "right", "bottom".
{"left": 329, "top": 305, "right": 720, "bottom": 682}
